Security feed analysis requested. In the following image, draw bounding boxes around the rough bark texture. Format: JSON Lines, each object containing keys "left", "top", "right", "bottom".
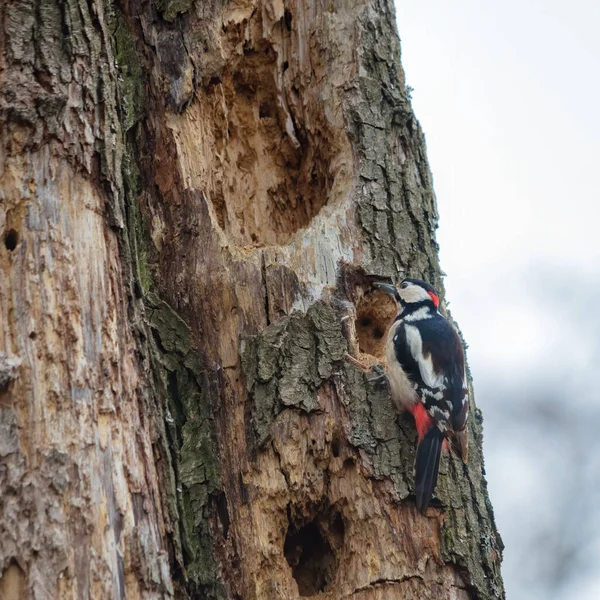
{"left": 0, "top": 0, "right": 504, "bottom": 599}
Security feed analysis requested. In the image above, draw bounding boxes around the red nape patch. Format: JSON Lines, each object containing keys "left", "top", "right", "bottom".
{"left": 427, "top": 291, "right": 439, "bottom": 308}
{"left": 409, "top": 403, "right": 433, "bottom": 441}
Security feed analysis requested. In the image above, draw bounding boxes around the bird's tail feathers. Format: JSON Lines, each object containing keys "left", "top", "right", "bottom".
{"left": 415, "top": 425, "right": 444, "bottom": 513}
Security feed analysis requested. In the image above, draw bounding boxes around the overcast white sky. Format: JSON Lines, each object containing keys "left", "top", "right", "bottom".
{"left": 394, "top": 1, "right": 600, "bottom": 598}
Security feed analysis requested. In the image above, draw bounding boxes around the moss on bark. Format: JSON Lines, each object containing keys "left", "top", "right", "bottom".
{"left": 109, "top": 7, "right": 226, "bottom": 596}
{"left": 146, "top": 295, "right": 226, "bottom": 598}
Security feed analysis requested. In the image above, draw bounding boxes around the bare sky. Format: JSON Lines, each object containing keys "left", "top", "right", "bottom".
{"left": 394, "top": 1, "right": 600, "bottom": 598}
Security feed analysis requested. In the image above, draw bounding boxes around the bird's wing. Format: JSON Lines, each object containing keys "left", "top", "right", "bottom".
{"left": 398, "top": 316, "right": 468, "bottom": 434}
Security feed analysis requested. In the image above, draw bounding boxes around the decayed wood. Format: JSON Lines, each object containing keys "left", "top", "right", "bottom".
{"left": 0, "top": 1, "right": 176, "bottom": 597}
{"left": 0, "top": 0, "right": 504, "bottom": 599}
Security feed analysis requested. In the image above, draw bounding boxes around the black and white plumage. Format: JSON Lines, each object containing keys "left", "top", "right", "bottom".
{"left": 374, "top": 278, "right": 469, "bottom": 513}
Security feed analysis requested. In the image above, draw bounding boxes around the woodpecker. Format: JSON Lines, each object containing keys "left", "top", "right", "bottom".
{"left": 374, "top": 278, "right": 468, "bottom": 513}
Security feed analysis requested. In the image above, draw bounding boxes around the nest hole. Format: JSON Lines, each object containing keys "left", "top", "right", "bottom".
{"left": 354, "top": 289, "right": 397, "bottom": 359}
{"left": 284, "top": 507, "right": 344, "bottom": 596}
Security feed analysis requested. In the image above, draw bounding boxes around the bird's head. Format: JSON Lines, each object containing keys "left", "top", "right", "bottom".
{"left": 374, "top": 278, "right": 440, "bottom": 310}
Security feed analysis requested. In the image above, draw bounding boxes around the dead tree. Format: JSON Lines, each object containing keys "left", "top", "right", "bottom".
{"left": 0, "top": 0, "right": 504, "bottom": 598}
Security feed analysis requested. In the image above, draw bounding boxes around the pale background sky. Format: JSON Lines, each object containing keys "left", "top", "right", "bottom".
{"left": 394, "top": 1, "right": 600, "bottom": 599}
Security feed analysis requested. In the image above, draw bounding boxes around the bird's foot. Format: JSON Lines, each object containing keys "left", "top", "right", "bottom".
{"left": 345, "top": 354, "right": 388, "bottom": 386}
{"left": 368, "top": 363, "right": 388, "bottom": 385}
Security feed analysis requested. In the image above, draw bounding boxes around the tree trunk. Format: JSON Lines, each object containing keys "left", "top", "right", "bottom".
{"left": 0, "top": 0, "right": 504, "bottom": 599}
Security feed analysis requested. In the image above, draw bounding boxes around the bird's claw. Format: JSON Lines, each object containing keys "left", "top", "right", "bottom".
{"left": 345, "top": 355, "right": 388, "bottom": 386}
{"left": 368, "top": 363, "right": 388, "bottom": 385}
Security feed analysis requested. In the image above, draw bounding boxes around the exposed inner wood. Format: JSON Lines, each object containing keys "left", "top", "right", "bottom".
{"left": 354, "top": 290, "right": 398, "bottom": 359}
{"left": 0, "top": 0, "right": 504, "bottom": 598}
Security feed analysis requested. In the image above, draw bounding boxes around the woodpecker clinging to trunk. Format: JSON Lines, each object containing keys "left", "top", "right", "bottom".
{"left": 374, "top": 278, "right": 469, "bottom": 513}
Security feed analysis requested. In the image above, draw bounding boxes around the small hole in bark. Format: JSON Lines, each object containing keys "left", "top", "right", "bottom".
{"left": 331, "top": 437, "right": 340, "bottom": 457}
{"left": 4, "top": 229, "right": 18, "bottom": 251}
{"left": 284, "top": 514, "right": 340, "bottom": 596}
{"left": 284, "top": 9, "right": 293, "bottom": 31}
{"left": 330, "top": 513, "right": 345, "bottom": 546}
{"left": 283, "top": 61, "right": 289, "bottom": 71}
{"left": 259, "top": 102, "right": 274, "bottom": 119}
{"left": 214, "top": 492, "right": 230, "bottom": 538}
{"left": 29, "top": 332, "right": 37, "bottom": 340}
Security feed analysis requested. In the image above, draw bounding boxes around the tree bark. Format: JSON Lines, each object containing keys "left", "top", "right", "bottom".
{"left": 0, "top": 0, "right": 504, "bottom": 599}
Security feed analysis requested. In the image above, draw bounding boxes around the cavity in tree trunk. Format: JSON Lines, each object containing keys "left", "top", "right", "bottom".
{"left": 0, "top": 0, "right": 504, "bottom": 599}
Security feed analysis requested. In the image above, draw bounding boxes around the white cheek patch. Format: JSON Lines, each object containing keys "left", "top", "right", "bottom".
{"left": 405, "top": 325, "right": 444, "bottom": 388}
{"left": 399, "top": 286, "right": 431, "bottom": 304}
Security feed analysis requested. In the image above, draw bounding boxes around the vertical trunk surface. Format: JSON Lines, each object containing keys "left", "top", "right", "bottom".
{"left": 0, "top": 0, "right": 504, "bottom": 599}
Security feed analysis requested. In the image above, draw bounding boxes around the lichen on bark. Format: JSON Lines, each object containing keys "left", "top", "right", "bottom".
{"left": 1, "top": 0, "right": 505, "bottom": 597}
{"left": 241, "top": 302, "right": 348, "bottom": 445}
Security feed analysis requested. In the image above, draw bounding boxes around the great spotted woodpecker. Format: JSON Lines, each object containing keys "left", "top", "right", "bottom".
{"left": 374, "top": 278, "right": 469, "bottom": 513}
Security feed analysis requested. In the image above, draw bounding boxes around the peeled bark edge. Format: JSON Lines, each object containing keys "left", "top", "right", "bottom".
{"left": 110, "top": 6, "right": 228, "bottom": 597}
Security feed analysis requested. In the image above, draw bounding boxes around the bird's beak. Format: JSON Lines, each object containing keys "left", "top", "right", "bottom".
{"left": 373, "top": 282, "right": 398, "bottom": 296}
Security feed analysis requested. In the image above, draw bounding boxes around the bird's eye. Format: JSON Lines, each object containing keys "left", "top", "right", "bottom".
{"left": 400, "top": 282, "right": 409, "bottom": 289}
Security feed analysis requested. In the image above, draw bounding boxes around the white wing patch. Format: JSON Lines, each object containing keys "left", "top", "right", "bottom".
{"left": 404, "top": 324, "right": 444, "bottom": 388}
{"left": 398, "top": 285, "right": 431, "bottom": 305}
